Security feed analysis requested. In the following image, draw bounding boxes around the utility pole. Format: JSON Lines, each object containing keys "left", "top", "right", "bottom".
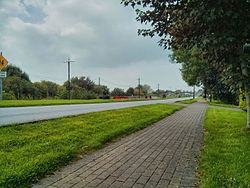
{"left": 65, "top": 57, "right": 75, "bottom": 100}
{"left": 138, "top": 78, "right": 141, "bottom": 98}
{"left": 157, "top": 83, "right": 160, "bottom": 97}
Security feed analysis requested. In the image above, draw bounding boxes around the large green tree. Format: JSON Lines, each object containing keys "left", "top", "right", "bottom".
{"left": 172, "top": 48, "right": 238, "bottom": 103}
{"left": 70, "top": 76, "right": 95, "bottom": 91}
{"left": 63, "top": 76, "right": 97, "bottom": 99}
{"left": 4, "top": 76, "right": 35, "bottom": 99}
{"left": 126, "top": 87, "right": 135, "bottom": 96}
{"left": 111, "top": 88, "right": 126, "bottom": 96}
{"left": 4, "top": 64, "right": 30, "bottom": 81}
{"left": 94, "top": 85, "right": 110, "bottom": 96}
{"left": 122, "top": 0, "right": 250, "bottom": 129}
{"left": 3, "top": 65, "right": 36, "bottom": 99}
{"left": 33, "top": 81, "right": 60, "bottom": 99}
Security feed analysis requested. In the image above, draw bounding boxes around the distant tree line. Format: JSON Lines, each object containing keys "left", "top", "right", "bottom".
{"left": 2, "top": 65, "right": 109, "bottom": 100}
{"left": 2, "top": 65, "right": 179, "bottom": 100}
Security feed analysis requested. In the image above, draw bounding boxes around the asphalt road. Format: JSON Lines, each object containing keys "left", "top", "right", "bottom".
{"left": 0, "top": 98, "right": 191, "bottom": 126}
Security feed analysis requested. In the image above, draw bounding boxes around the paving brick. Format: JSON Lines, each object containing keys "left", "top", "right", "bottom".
{"left": 96, "top": 176, "right": 116, "bottom": 188}
{"left": 86, "top": 178, "right": 103, "bottom": 187}
{"left": 156, "top": 179, "right": 170, "bottom": 188}
{"left": 122, "top": 178, "right": 137, "bottom": 188}
{"left": 71, "top": 180, "right": 88, "bottom": 188}
{"left": 144, "top": 180, "right": 158, "bottom": 188}
{"left": 110, "top": 181, "right": 124, "bottom": 188}
{"left": 33, "top": 102, "right": 207, "bottom": 188}
{"left": 132, "top": 183, "right": 145, "bottom": 188}
{"left": 136, "top": 175, "right": 150, "bottom": 185}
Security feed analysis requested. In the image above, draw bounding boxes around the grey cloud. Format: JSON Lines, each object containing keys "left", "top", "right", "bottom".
{"left": 0, "top": 0, "right": 190, "bottom": 90}
{"left": 19, "top": 0, "right": 47, "bottom": 24}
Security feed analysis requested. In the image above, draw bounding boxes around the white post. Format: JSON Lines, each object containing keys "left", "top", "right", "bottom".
{"left": 0, "top": 78, "right": 2, "bottom": 100}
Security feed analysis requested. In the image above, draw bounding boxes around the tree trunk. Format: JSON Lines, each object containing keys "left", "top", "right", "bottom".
{"left": 204, "top": 87, "right": 207, "bottom": 99}
{"left": 241, "top": 60, "right": 250, "bottom": 130}
{"left": 244, "top": 84, "right": 250, "bottom": 130}
{"left": 193, "top": 86, "right": 195, "bottom": 99}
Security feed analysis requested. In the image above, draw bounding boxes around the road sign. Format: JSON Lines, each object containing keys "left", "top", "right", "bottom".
{"left": 0, "top": 54, "right": 8, "bottom": 70}
{"left": 0, "top": 71, "right": 7, "bottom": 78}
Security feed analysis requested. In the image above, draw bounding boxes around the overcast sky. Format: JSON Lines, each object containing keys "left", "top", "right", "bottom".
{"left": 0, "top": 0, "right": 191, "bottom": 91}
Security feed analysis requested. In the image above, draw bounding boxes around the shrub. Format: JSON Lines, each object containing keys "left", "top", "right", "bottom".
{"left": 3, "top": 91, "right": 16, "bottom": 100}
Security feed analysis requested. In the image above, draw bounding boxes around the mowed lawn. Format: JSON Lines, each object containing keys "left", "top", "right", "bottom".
{"left": 200, "top": 108, "right": 250, "bottom": 187}
{"left": 176, "top": 97, "right": 201, "bottom": 104}
{"left": 0, "top": 104, "right": 182, "bottom": 187}
{"left": 0, "top": 98, "right": 168, "bottom": 107}
{"left": 208, "top": 100, "right": 239, "bottom": 109}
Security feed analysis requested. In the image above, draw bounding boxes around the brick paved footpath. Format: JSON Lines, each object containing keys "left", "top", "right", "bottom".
{"left": 33, "top": 102, "right": 207, "bottom": 188}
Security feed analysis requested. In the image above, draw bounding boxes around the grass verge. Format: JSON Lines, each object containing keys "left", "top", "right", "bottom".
{"left": 176, "top": 97, "right": 200, "bottom": 104}
{"left": 199, "top": 108, "right": 250, "bottom": 187}
{"left": 0, "top": 98, "right": 172, "bottom": 108}
{"left": 208, "top": 100, "right": 239, "bottom": 109}
{"left": 0, "top": 104, "right": 182, "bottom": 187}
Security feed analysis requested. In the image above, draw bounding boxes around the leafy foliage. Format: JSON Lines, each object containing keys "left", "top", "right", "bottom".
{"left": 122, "top": 0, "right": 250, "bottom": 107}
{"left": 126, "top": 87, "right": 135, "bottom": 96}
{"left": 111, "top": 88, "right": 126, "bottom": 96}
{"left": 2, "top": 65, "right": 109, "bottom": 100}
{"left": 4, "top": 64, "right": 30, "bottom": 81}
{"left": 33, "top": 81, "right": 60, "bottom": 99}
{"left": 2, "top": 64, "right": 182, "bottom": 100}
{"left": 3, "top": 65, "right": 35, "bottom": 99}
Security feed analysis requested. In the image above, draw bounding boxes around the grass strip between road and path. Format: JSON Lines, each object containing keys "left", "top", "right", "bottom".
{"left": 0, "top": 104, "right": 182, "bottom": 187}
{"left": 0, "top": 97, "right": 175, "bottom": 108}
{"left": 199, "top": 108, "right": 250, "bottom": 187}
{"left": 176, "top": 97, "right": 200, "bottom": 104}
{"left": 208, "top": 100, "right": 239, "bottom": 109}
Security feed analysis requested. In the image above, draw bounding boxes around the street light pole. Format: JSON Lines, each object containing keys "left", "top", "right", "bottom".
{"left": 138, "top": 78, "right": 141, "bottom": 98}
{"left": 157, "top": 83, "right": 160, "bottom": 97}
{"left": 65, "top": 57, "right": 75, "bottom": 100}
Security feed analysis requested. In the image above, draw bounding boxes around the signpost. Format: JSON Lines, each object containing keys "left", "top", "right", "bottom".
{"left": 0, "top": 71, "right": 7, "bottom": 100}
{"left": 0, "top": 71, "right": 7, "bottom": 77}
{"left": 0, "top": 52, "right": 8, "bottom": 100}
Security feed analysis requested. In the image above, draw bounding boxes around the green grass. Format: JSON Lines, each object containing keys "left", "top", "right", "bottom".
{"left": 199, "top": 108, "right": 250, "bottom": 187}
{"left": 0, "top": 98, "right": 171, "bottom": 107}
{"left": 176, "top": 97, "right": 200, "bottom": 104}
{"left": 208, "top": 100, "right": 239, "bottom": 109}
{"left": 0, "top": 104, "right": 182, "bottom": 187}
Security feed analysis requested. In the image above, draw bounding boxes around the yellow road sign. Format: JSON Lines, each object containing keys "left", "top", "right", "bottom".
{"left": 0, "top": 54, "right": 8, "bottom": 70}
